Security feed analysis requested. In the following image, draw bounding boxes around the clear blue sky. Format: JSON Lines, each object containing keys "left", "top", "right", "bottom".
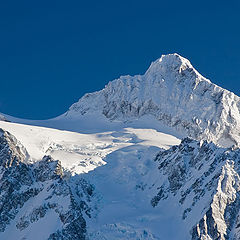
{"left": 0, "top": 0, "right": 240, "bottom": 119}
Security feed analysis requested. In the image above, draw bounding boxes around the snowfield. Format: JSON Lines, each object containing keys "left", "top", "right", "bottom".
{"left": 0, "top": 117, "right": 180, "bottom": 174}
{"left": 0, "top": 116, "right": 181, "bottom": 239}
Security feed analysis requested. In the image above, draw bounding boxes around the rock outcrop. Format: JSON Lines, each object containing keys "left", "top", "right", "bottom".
{"left": 153, "top": 138, "right": 240, "bottom": 239}
{"left": 0, "top": 128, "right": 94, "bottom": 240}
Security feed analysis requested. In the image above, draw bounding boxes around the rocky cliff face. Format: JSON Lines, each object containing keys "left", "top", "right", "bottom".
{"left": 66, "top": 54, "right": 240, "bottom": 147}
{"left": 0, "top": 128, "right": 94, "bottom": 240}
{"left": 152, "top": 138, "right": 240, "bottom": 240}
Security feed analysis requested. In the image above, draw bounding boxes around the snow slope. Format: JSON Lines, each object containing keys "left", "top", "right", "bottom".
{"left": 0, "top": 118, "right": 180, "bottom": 239}
{"left": 0, "top": 120, "right": 180, "bottom": 175}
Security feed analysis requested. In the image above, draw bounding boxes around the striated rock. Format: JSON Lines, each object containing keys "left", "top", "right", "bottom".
{"left": 153, "top": 138, "right": 240, "bottom": 240}
{"left": 0, "top": 128, "right": 28, "bottom": 167}
{"left": 34, "top": 155, "right": 64, "bottom": 181}
{"left": 0, "top": 129, "right": 94, "bottom": 239}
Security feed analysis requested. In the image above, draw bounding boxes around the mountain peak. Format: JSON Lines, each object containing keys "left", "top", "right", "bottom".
{"left": 64, "top": 53, "right": 240, "bottom": 147}
{"left": 146, "top": 53, "right": 194, "bottom": 75}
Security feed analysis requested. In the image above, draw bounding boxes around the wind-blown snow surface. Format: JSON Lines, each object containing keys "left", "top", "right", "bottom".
{"left": 2, "top": 53, "right": 240, "bottom": 239}
{"left": 0, "top": 120, "right": 179, "bottom": 174}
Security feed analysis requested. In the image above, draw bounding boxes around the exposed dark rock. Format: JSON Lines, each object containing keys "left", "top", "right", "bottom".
{"left": 0, "top": 128, "right": 94, "bottom": 239}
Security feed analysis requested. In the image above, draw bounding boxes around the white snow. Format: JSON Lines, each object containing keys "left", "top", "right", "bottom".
{"left": 0, "top": 114, "right": 180, "bottom": 175}
{"left": 54, "top": 53, "right": 240, "bottom": 148}
{"left": 1, "top": 53, "right": 240, "bottom": 239}
{"left": 0, "top": 112, "right": 181, "bottom": 239}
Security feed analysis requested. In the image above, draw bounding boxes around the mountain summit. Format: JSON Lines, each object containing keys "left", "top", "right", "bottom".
{"left": 65, "top": 53, "right": 240, "bottom": 147}
{"left": 146, "top": 53, "right": 202, "bottom": 78}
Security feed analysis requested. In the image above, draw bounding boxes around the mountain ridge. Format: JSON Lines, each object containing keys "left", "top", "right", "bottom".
{"left": 62, "top": 53, "right": 240, "bottom": 147}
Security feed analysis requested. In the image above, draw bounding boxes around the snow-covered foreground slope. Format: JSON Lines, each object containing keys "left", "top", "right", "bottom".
{"left": 0, "top": 129, "right": 91, "bottom": 240}
{"left": 2, "top": 53, "right": 240, "bottom": 239}
{"left": 0, "top": 118, "right": 181, "bottom": 239}
{"left": 3, "top": 118, "right": 240, "bottom": 239}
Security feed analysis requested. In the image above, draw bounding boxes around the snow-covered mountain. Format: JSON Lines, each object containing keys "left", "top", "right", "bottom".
{"left": 65, "top": 53, "right": 240, "bottom": 147}
{"left": 1, "top": 53, "right": 240, "bottom": 239}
